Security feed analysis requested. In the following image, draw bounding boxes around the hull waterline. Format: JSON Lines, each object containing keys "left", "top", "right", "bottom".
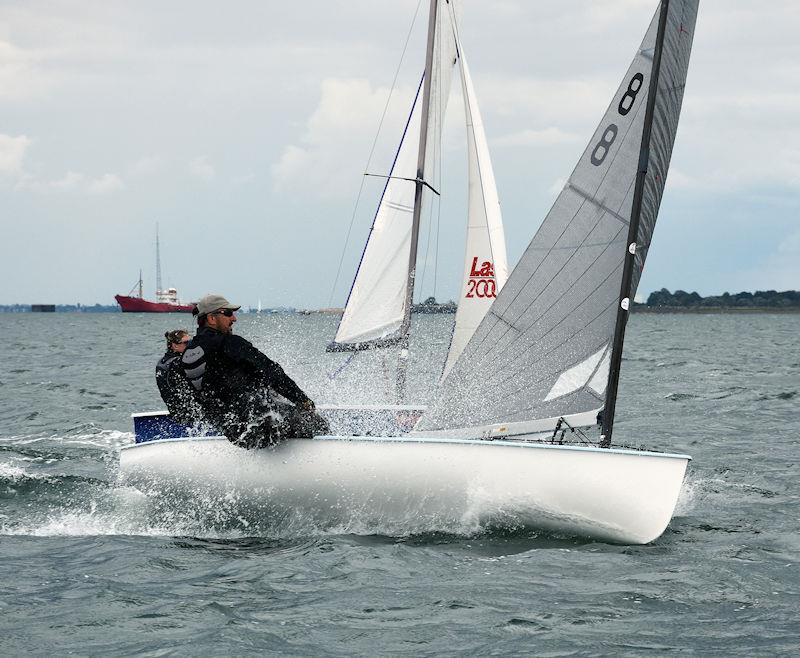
{"left": 119, "top": 435, "right": 690, "bottom": 544}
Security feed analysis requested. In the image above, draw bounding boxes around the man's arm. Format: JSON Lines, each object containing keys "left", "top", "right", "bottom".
{"left": 223, "top": 335, "right": 313, "bottom": 406}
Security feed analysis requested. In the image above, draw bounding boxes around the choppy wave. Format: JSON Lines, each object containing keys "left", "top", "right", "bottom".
{"left": 0, "top": 462, "right": 30, "bottom": 482}
{"left": 664, "top": 392, "right": 699, "bottom": 401}
{"left": 756, "top": 390, "right": 797, "bottom": 401}
{"left": 1, "top": 313, "right": 799, "bottom": 656}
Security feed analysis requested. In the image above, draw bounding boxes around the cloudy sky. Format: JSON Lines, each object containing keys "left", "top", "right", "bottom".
{"left": 1, "top": 0, "right": 798, "bottom": 307}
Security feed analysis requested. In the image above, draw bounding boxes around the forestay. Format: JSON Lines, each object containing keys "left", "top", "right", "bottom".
{"left": 330, "top": 1, "right": 460, "bottom": 350}
{"left": 415, "top": 0, "right": 699, "bottom": 437}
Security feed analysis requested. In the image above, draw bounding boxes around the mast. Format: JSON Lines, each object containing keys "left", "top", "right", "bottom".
{"left": 601, "top": 0, "right": 670, "bottom": 447}
{"left": 155, "top": 224, "right": 162, "bottom": 298}
{"left": 396, "top": 0, "right": 440, "bottom": 400}
{"left": 138, "top": 269, "right": 143, "bottom": 298}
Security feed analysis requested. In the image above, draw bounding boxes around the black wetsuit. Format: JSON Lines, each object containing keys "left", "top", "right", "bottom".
{"left": 180, "top": 326, "right": 327, "bottom": 448}
{"left": 155, "top": 351, "right": 204, "bottom": 425}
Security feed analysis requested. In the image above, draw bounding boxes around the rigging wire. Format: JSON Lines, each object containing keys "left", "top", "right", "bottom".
{"left": 327, "top": 0, "right": 425, "bottom": 309}
{"left": 326, "top": 351, "right": 357, "bottom": 381}
{"left": 432, "top": 71, "right": 445, "bottom": 301}
{"left": 550, "top": 417, "right": 594, "bottom": 446}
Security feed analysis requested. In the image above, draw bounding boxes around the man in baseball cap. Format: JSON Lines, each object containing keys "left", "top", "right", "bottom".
{"left": 181, "top": 294, "right": 328, "bottom": 448}
{"left": 194, "top": 294, "right": 240, "bottom": 315}
{"left": 191, "top": 294, "right": 241, "bottom": 336}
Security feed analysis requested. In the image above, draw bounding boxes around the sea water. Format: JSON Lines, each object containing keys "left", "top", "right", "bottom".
{"left": 0, "top": 312, "right": 798, "bottom": 655}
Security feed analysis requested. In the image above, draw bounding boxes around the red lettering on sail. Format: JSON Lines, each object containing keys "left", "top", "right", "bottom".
{"left": 465, "top": 257, "right": 497, "bottom": 299}
{"left": 469, "top": 257, "right": 494, "bottom": 278}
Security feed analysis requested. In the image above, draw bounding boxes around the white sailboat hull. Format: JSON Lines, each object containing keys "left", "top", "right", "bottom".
{"left": 119, "top": 435, "right": 689, "bottom": 544}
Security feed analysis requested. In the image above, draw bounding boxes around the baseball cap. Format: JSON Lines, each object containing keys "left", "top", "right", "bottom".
{"left": 194, "top": 294, "right": 241, "bottom": 316}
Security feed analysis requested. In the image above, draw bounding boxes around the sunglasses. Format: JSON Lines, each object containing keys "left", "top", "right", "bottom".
{"left": 212, "top": 309, "right": 236, "bottom": 317}
{"left": 173, "top": 337, "right": 190, "bottom": 345}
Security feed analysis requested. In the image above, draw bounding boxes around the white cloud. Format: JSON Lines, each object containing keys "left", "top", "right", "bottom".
{"left": 493, "top": 127, "right": 580, "bottom": 148}
{"left": 2, "top": 134, "right": 124, "bottom": 195}
{"left": 18, "top": 170, "right": 124, "bottom": 195}
{"left": 664, "top": 169, "right": 695, "bottom": 191}
{"left": 233, "top": 172, "right": 256, "bottom": 185}
{"left": 51, "top": 171, "right": 85, "bottom": 191}
{"left": 129, "top": 154, "right": 166, "bottom": 177}
{"left": 1, "top": 0, "right": 799, "bottom": 305}
{"left": 732, "top": 230, "right": 800, "bottom": 292}
{"left": 189, "top": 155, "right": 215, "bottom": 181}
{"left": 272, "top": 77, "right": 413, "bottom": 199}
{"left": 0, "top": 134, "right": 31, "bottom": 174}
{"left": 478, "top": 77, "right": 612, "bottom": 125}
{"left": 0, "top": 40, "right": 50, "bottom": 102}
{"left": 272, "top": 145, "right": 309, "bottom": 188}
{"left": 673, "top": 92, "right": 800, "bottom": 192}
{"left": 87, "top": 173, "right": 124, "bottom": 195}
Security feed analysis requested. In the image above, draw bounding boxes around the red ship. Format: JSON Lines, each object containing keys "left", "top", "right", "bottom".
{"left": 115, "top": 290, "right": 194, "bottom": 313}
{"left": 115, "top": 228, "right": 195, "bottom": 313}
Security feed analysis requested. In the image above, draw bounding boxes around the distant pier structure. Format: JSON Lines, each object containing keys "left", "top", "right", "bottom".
{"left": 31, "top": 304, "right": 56, "bottom": 312}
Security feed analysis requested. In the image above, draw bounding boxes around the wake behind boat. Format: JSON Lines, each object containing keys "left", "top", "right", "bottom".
{"left": 120, "top": 0, "right": 699, "bottom": 544}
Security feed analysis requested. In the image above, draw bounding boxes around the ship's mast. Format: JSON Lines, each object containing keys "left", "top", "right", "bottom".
{"left": 138, "top": 269, "right": 143, "bottom": 298}
{"left": 155, "top": 224, "right": 163, "bottom": 298}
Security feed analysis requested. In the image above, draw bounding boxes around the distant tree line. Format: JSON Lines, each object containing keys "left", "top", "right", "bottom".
{"left": 640, "top": 288, "right": 800, "bottom": 309}
{"left": 3, "top": 290, "right": 799, "bottom": 313}
{"left": 413, "top": 296, "right": 457, "bottom": 314}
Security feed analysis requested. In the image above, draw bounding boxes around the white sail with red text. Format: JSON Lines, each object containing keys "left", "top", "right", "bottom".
{"left": 441, "top": 47, "right": 508, "bottom": 378}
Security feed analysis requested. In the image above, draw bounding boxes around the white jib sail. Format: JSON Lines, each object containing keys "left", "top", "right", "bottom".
{"left": 441, "top": 49, "right": 508, "bottom": 378}
{"left": 332, "top": 98, "right": 423, "bottom": 347}
{"left": 331, "top": 1, "right": 460, "bottom": 350}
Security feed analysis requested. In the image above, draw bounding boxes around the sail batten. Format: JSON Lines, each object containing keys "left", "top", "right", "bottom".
{"left": 415, "top": 0, "right": 699, "bottom": 436}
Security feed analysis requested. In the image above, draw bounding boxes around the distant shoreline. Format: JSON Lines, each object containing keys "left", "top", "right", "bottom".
{"left": 632, "top": 306, "right": 800, "bottom": 314}
{"left": 639, "top": 288, "right": 800, "bottom": 313}
{"left": 3, "top": 307, "right": 798, "bottom": 316}
{"left": 1, "top": 289, "right": 798, "bottom": 314}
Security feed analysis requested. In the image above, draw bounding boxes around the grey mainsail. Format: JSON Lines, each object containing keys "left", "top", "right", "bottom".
{"left": 415, "top": 0, "right": 699, "bottom": 437}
